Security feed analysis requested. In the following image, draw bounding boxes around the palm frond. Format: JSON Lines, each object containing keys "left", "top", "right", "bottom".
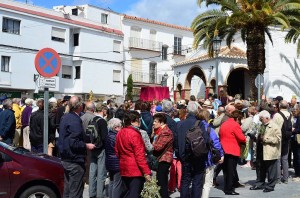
{"left": 264, "top": 27, "right": 273, "bottom": 45}
{"left": 272, "top": 12, "right": 291, "bottom": 28}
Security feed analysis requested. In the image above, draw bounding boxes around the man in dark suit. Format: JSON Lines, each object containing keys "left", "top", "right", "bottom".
{"left": 58, "top": 96, "right": 95, "bottom": 198}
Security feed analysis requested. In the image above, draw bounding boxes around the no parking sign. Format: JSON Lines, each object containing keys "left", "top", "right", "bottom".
{"left": 35, "top": 48, "right": 61, "bottom": 78}
{"left": 34, "top": 47, "right": 61, "bottom": 154}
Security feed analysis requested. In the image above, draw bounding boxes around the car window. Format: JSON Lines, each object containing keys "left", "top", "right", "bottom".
{"left": 0, "top": 142, "right": 14, "bottom": 151}
{"left": 0, "top": 152, "right": 12, "bottom": 162}
{"left": 0, "top": 142, "right": 30, "bottom": 155}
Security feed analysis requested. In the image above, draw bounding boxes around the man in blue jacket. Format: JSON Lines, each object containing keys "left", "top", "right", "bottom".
{"left": 175, "top": 102, "right": 209, "bottom": 198}
{"left": 0, "top": 99, "right": 16, "bottom": 145}
{"left": 58, "top": 96, "right": 95, "bottom": 198}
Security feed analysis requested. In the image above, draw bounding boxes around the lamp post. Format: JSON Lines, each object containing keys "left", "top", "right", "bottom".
{"left": 212, "top": 36, "right": 222, "bottom": 97}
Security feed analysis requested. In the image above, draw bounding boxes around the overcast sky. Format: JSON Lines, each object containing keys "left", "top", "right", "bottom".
{"left": 15, "top": 0, "right": 213, "bottom": 27}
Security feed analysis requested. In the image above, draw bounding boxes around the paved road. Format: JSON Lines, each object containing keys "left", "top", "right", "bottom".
{"left": 83, "top": 166, "right": 300, "bottom": 198}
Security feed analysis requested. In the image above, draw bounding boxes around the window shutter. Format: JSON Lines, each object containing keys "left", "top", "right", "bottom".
{"left": 113, "top": 70, "right": 121, "bottom": 82}
{"left": 113, "top": 40, "right": 121, "bottom": 52}
{"left": 62, "top": 65, "right": 72, "bottom": 75}
{"left": 52, "top": 27, "right": 66, "bottom": 39}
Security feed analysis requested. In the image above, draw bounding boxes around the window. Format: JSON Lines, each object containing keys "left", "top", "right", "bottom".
{"left": 149, "top": 62, "right": 157, "bottom": 84}
{"left": 1, "top": 56, "right": 10, "bottom": 72}
{"left": 62, "top": 65, "right": 72, "bottom": 79}
{"left": 75, "top": 66, "right": 80, "bottom": 79}
{"left": 2, "top": 17, "right": 20, "bottom": 34}
{"left": 113, "top": 40, "right": 121, "bottom": 53}
{"left": 101, "top": 13, "right": 108, "bottom": 24}
{"left": 174, "top": 37, "right": 182, "bottom": 55}
{"left": 113, "top": 70, "right": 121, "bottom": 82}
{"left": 74, "top": 33, "right": 79, "bottom": 46}
{"left": 162, "top": 45, "right": 168, "bottom": 60}
{"left": 130, "top": 26, "right": 141, "bottom": 38}
{"left": 72, "top": 8, "right": 78, "bottom": 16}
{"left": 51, "top": 27, "right": 66, "bottom": 42}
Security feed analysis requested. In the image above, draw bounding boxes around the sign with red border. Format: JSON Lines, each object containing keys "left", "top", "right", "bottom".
{"left": 35, "top": 48, "right": 61, "bottom": 78}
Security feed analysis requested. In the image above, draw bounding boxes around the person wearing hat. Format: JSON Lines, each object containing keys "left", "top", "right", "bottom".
{"left": 21, "top": 98, "right": 33, "bottom": 150}
{"left": 202, "top": 100, "right": 216, "bottom": 121}
{"left": 0, "top": 99, "right": 16, "bottom": 145}
{"left": 0, "top": 95, "right": 8, "bottom": 113}
{"left": 273, "top": 96, "right": 284, "bottom": 104}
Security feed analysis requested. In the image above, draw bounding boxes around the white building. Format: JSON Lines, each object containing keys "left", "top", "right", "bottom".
{"left": 0, "top": 0, "right": 124, "bottom": 102}
{"left": 121, "top": 15, "right": 194, "bottom": 100}
{"left": 173, "top": 28, "right": 300, "bottom": 102}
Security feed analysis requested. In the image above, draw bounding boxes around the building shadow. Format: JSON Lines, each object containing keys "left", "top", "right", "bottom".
{"left": 272, "top": 54, "right": 300, "bottom": 96}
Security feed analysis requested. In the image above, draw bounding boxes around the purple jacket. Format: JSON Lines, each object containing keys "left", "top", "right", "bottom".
{"left": 202, "top": 120, "right": 224, "bottom": 168}
{"left": 21, "top": 106, "right": 32, "bottom": 127}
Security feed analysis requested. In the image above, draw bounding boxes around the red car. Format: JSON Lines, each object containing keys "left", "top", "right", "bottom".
{"left": 0, "top": 142, "right": 64, "bottom": 198}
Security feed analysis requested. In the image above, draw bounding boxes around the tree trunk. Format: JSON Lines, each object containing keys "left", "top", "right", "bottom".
{"left": 246, "top": 25, "right": 266, "bottom": 100}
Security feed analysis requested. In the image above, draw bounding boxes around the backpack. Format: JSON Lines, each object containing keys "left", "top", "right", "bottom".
{"left": 278, "top": 111, "right": 293, "bottom": 142}
{"left": 85, "top": 117, "right": 103, "bottom": 148}
{"left": 185, "top": 120, "right": 209, "bottom": 158}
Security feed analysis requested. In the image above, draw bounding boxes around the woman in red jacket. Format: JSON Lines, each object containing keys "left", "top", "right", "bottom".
{"left": 219, "top": 110, "right": 246, "bottom": 196}
{"left": 152, "top": 113, "right": 174, "bottom": 198}
{"left": 115, "top": 111, "right": 151, "bottom": 198}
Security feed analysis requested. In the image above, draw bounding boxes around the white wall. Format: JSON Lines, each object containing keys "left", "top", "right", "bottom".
{"left": 0, "top": 0, "right": 124, "bottom": 100}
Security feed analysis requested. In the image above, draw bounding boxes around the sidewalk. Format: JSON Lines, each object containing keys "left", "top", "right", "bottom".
{"left": 83, "top": 166, "right": 300, "bottom": 198}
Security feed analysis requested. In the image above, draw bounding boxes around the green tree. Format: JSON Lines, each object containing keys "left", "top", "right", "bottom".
{"left": 126, "top": 74, "right": 133, "bottom": 100}
{"left": 191, "top": 0, "right": 300, "bottom": 99}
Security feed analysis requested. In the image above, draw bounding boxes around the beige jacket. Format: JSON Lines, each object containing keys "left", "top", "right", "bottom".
{"left": 213, "top": 113, "right": 225, "bottom": 135}
{"left": 273, "top": 109, "right": 293, "bottom": 129}
{"left": 262, "top": 121, "right": 281, "bottom": 161}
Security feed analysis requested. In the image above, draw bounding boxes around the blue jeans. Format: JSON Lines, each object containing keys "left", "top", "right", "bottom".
{"left": 180, "top": 161, "right": 205, "bottom": 198}
{"left": 89, "top": 149, "right": 107, "bottom": 198}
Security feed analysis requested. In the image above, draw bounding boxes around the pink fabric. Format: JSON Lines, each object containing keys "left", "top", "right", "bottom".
{"left": 168, "top": 159, "right": 182, "bottom": 192}
{"left": 140, "top": 86, "right": 170, "bottom": 101}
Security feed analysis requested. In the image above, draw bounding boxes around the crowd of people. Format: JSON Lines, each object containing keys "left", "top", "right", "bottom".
{"left": 0, "top": 92, "right": 299, "bottom": 198}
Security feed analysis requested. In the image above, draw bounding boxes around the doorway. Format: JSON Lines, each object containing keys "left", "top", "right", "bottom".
{"left": 227, "top": 68, "right": 249, "bottom": 99}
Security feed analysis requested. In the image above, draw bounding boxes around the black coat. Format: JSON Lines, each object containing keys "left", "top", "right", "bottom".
{"left": 29, "top": 110, "right": 44, "bottom": 146}
{"left": 105, "top": 130, "right": 120, "bottom": 172}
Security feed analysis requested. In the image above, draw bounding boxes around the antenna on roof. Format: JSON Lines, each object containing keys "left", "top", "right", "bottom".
{"left": 107, "top": 7, "right": 113, "bottom": 11}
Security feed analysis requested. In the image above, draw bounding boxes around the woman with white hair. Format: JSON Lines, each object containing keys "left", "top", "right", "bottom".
{"left": 105, "top": 118, "right": 127, "bottom": 198}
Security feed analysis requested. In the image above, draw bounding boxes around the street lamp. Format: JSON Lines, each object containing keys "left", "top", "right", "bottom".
{"left": 212, "top": 36, "right": 222, "bottom": 97}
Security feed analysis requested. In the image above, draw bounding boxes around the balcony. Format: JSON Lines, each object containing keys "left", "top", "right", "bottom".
{"left": 129, "top": 37, "right": 163, "bottom": 52}
{"left": 132, "top": 71, "right": 163, "bottom": 85}
{"left": 173, "top": 45, "right": 191, "bottom": 56}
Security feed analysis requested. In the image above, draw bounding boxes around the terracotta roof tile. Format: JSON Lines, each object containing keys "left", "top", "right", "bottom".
{"left": 123, "top": 14, "right": 191, "bottom": 31}
{"left": 172, "top": 46, "right": 246, "bottom": 67}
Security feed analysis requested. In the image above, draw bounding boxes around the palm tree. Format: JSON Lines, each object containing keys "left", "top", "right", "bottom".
{"left": 191, "top": 0, "right": 300, "bottom": 99}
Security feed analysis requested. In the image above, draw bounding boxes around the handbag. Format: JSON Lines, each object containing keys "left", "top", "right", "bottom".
{"left": 240, "top": 140, "right": 249, "bottom": 159}
{"left": 207, "top": 127, "right": 222, "bottom": 163}
{"left": 147, "top": 142, "right": 172, "bottom": 171}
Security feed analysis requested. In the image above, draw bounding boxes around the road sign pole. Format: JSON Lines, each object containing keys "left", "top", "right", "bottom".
{"left": 43, "top": 87, "right": 49, "bottom": 154}
{"left": 258, "top": 75, "right": 261, "bottom": 105}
